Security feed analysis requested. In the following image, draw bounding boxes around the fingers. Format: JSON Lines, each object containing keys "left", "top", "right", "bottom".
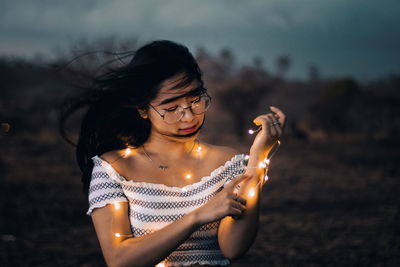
{"left": 253, "top": 106, "right": 286, "bottom": 138}
{"left": 224, "top": 174, "right": 250, "bottom": 193}
{"left": 225, "top": 174, "right": 251, "bottom": 191}
{"left": 229, "top": 198, "right": 247, "bottom": 219}
{"left": 231, "top": 197, "right": 247, "bottom": 211}
{"left": 268, "top": 113, "right": 282, "bottom": 137}
{"left": 230, "top": 208, "right": 244, "bottom": 219}
{"left": 270, "top": 106, "right": 286, "bottom": 126}
{"left": 267, "top": 113, "right": 280, "bottom": 137}
{"left": 218, "top": 181, "right": 249, "bottom": 219}
{"left": 254, "top": 114, "right": 280, "bottom": 138}
{"left": 253, "top": 115, "right": 272, "bottom": 136}
{"left": 232, "top": 193, "right": 247, "bottom": 205}
{"left": 269, "top": 106, "right": 283, "bottom": 114}
{"left": 224, "top": 179, "right": 248, "bottom": 205}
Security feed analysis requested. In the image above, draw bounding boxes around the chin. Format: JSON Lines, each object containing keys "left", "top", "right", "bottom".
{"left": 158, "top": 118, "right": 205, "bottom": 141}
{"left": 173, "top": 131, "right": 200, "bottom": 141}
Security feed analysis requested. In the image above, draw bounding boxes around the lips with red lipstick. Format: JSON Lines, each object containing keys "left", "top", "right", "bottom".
{"left": 164, "top": 120, "right": 205, "bottom": 138}
{"left": 179, "top": 124, "right": 198, "bottom": 133}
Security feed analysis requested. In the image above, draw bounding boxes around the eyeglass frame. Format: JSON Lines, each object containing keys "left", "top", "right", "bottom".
{"left": 148, "top": 91, "right": 212, "bottom": 124}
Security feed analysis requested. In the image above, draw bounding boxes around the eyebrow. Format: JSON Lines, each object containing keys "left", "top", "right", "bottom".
{"left": 155, "top": 87, "right": 205, "bottom": 106}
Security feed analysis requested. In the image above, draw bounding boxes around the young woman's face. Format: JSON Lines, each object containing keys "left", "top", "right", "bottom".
{"left": 144, "top": 74, "right": 207, "bottom": 142}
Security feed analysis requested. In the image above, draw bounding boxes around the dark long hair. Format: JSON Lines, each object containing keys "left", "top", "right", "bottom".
{"left": 60, "top": 40, "right": 204, "bottom": 195}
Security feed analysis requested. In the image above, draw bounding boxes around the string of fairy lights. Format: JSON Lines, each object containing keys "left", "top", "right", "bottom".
{"left": 109, "top": 125, "right": 281, "bottom": 259}
{"left": 0, "top": 119, "right": 280, "bottom": 266}
{"left": 1, "top": 119, "right": 280, "bottom": 267}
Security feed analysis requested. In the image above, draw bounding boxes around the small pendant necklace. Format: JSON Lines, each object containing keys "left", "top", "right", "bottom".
{"left": 142, "top": 140, "right": 198, "bottom": 171}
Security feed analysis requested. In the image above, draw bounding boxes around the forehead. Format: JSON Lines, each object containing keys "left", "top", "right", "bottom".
{"left": 152, "top": 74, "right": 200, "bottom": 105}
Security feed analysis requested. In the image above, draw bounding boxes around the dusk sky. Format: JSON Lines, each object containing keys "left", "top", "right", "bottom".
{"left": 1, "top": 0, "right": 399, "bottom": 80}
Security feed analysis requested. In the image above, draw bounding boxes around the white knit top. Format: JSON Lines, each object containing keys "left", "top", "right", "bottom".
{"left": 87, "top": 154, "right": 246, "bottom": 267}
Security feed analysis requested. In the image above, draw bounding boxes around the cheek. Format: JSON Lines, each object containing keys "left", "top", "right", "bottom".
{"left": 148, "top": 116, "right": 165, "bottom": 129}
{"left": 147, "top": 109, "right": 163, "bottom": 123}
{"left": 146, "top": 112, "right": 161, "bottom": 127}
{"left": 196, "top": 113, "right": 205, "bottom": 123}
{"left": 147, "top": 112, "right": 176, "bottom": 131}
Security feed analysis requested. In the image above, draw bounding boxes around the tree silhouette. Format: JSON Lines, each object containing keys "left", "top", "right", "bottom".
{"left": 308, "top": 64, "right": 320, "bottom": 82}
{"left": 276, "top": 55, "right": 291, "bottom": 79}
{"left": 253, "top": 56, "right": 264, "bottom": 69}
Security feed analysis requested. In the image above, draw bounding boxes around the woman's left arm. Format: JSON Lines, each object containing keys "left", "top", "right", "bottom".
{"left": 218, "top": 106, "right": 286, "bottom": 259}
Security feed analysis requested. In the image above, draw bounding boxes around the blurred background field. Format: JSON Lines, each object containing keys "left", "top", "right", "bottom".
{"left": 1, "top": 1, "right": 400, "bottom": 265}
{"left": 0, "top": 47, "right": 399, "bottom": 266}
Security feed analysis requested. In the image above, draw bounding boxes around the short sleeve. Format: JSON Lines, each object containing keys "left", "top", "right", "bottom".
{"left": 86, "top": 156, "right": 128, "bottom": 216}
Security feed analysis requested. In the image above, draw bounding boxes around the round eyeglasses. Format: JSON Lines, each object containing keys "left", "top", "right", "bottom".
{"left": 149, "top": 94, "right": 211, "bottom": 124}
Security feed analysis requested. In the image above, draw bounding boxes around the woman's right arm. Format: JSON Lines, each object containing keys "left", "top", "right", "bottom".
{"left": 92, "top": 202, "right": 199, "bottom": 267}
{"left": 91, "top": 174, "right": 248, "bottom": 267}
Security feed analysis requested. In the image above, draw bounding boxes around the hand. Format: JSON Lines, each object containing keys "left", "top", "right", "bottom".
{"left": 250, "top": 106, "right": 286, "bottom": 154}
{"left": 194, "top": 175, "right": 251, "bottom": 226}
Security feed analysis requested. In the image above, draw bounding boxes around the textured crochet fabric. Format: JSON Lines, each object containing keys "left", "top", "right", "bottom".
{"left": 87, "top": 154, "right": 246, "bottom": 267}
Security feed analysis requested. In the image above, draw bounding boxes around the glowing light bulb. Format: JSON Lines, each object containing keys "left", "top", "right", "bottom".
{"left": 196, "top": 146, "right": 202, "bottom": 153}
{"left": 1, "top": 123, "right": 10, "bottom": 133}
{"left": 264, "top": 158, "right": 270, "bottom": 165}
{"left": 124, "top": 147, "right": 132, "bottom": 157}
{"left": 277, "top": 140, "right": 281, "bottom": 145}
{"left": 248, "top": 126, "right": 261, "bottom": 135}
{"left": 156, "top": 263, "right": 165, "bottom": 267}
{"left": 248, "top": 188, "right": 256, "bottom": 197}
{"left": 115, "top": 233, "right": 121, "bottom": 238}
{"left": 114, "top": 202, "right": 121, "bottom": 210}
{"left": 244, "top": 155, "right": 250, "bottom": 160}
{"left": 258, "top": 162, "right": 267, "bottom": 168}
{"left": 264, "top": 175, "right": 269, "bottom": 182}
{"left": 185, "top": 173, "right": 192, "bottom": 180}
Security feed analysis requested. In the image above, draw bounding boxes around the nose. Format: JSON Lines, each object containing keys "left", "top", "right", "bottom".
{"left": 179, "top": 106, "right": 195, "bottom": 122}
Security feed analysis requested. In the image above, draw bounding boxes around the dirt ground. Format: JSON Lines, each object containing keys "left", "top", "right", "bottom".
{"left": 1, "top": 131, "right": 399, "bottom": 266}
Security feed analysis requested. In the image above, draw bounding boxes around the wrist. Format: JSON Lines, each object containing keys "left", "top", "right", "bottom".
{"left": 249, "top": 143, "right": 276, "bottom": 158}
{"left": 243, "top": 169, "right": 257, "bottom": 178}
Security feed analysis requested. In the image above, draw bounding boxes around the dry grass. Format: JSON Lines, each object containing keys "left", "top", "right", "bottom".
{"left": 1, "top": 131, "right": 399, "bottom": 266}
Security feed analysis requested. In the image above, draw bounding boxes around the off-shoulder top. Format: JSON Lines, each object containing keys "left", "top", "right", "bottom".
{"left": 87, "top": 154, "right": 246, "bottom": 267}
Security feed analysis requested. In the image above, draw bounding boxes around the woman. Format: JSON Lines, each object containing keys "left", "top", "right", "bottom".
{"left": 61, "top": 40, "right": 286, "bottom": 267}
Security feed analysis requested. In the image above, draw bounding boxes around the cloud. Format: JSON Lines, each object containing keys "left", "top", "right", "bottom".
{"left": 0, "top": 0, "right": 399, "bottom": 78}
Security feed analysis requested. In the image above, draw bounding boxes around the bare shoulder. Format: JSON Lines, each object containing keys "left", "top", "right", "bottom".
{"left": 205, "top": 143, "right": 241, "bottom": 162}
{"left": 99, "top": 148, "right": 136, "bottom": 166}
{"left": 99, "top": 150, "right": 121, "bottom": 163}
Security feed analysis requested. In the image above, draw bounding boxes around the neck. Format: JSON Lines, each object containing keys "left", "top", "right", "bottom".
{"left": 143, "top": 134, "right": 198, "bottom": 160}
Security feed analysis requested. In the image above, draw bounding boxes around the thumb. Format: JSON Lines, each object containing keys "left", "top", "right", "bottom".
{"left": 270, "top": 106, "right": 284, "bottom": 122}
{"left": 269, "top": 106, "right": 282, "bottom": 113}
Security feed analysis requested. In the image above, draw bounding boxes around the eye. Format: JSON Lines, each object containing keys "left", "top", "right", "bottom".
{"left": 164, "top": 106, "right": 178, "bottom": 112}
{"left": 190, "top": 96, "right": 202, "bottom": 104}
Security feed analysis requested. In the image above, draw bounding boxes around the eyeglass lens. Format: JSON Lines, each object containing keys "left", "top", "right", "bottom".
{"left": 164, "top": 96, "right": 210, "bottom": 123}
